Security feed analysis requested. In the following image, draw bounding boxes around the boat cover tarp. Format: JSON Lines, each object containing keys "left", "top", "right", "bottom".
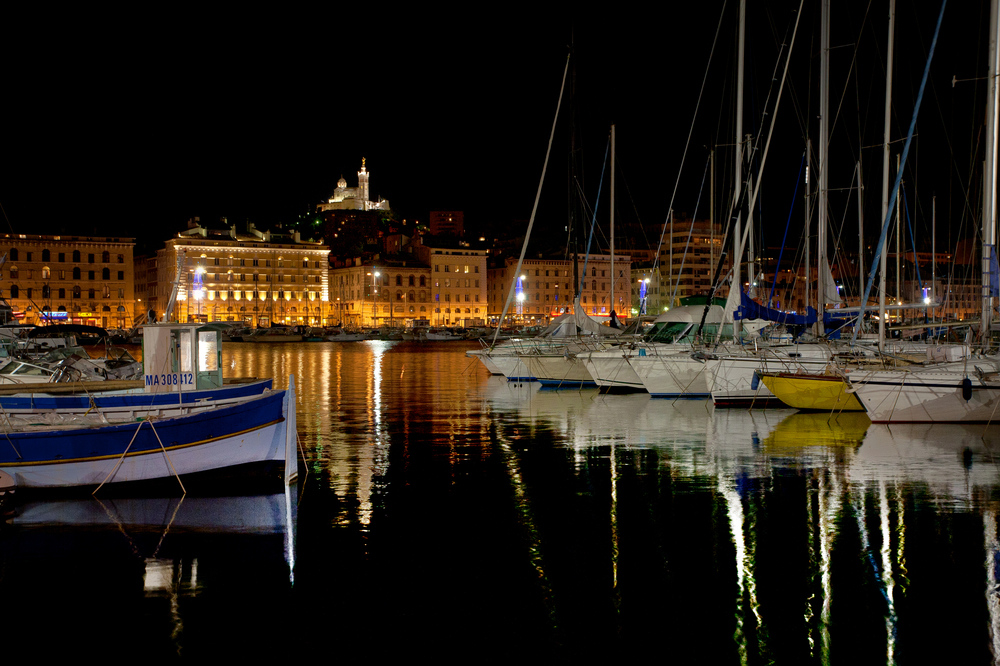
{"left": 735, "top": 292, "right": 857, "bottom": 339}
{"left": 735, "top": 292, "right": 817, "bottom": 326}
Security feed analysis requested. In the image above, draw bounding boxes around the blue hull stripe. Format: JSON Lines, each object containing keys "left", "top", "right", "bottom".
{"left": 538, "top": 380, "right": 597, "bottom": 388}
{"left": 1, "top": 418, "right": 282, "bottom": 467}
{"left": 0, "top": 391, "right": 285, "bottom": 465}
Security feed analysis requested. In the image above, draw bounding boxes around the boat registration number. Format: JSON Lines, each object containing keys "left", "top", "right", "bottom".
{"left": 145, "top": 372, "right": 195, "bottom": 388}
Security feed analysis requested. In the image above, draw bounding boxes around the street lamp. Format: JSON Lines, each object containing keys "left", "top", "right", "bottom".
{"left": 639, "top": 277, "right": 650, "bottom": 315}
{"left": 193, "top": 266, "right": 206, "bottom": 322}
{"left": 516, "top": 274, "right": 526, "bottom": 322}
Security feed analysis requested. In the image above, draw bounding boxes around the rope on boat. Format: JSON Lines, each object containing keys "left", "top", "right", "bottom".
{"left": 93, "top": 417, "right": 186, "bottom": 496}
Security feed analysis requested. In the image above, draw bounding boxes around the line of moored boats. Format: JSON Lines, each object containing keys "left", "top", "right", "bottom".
{"left": 468, "top": 305, "right": 996, "bottom": 425}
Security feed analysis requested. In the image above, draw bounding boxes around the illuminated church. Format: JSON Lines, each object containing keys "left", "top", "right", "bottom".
{"left": 317, "top": 158, "right": 391, "bottom": 212}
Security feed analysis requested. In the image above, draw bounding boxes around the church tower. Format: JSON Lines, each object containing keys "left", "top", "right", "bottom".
{"left": 358, "top": 157, "right": 370, "bottom": 203}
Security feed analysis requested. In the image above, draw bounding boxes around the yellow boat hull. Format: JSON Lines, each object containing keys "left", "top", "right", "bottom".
{"left": 759, "top": 372, "right": 865, "bottom": 411}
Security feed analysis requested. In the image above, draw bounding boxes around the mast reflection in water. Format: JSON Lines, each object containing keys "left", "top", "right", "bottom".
{"left": 2, "top": 340, "right": 999, "bottom": 662}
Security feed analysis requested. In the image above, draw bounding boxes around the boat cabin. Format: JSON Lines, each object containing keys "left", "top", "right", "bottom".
{"left": 142, "top": 322, "right": 223, "bottom": 393}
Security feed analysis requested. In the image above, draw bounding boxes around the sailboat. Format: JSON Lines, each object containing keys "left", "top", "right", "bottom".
{"left": 747, "top": 0, "right": 962, "bottom": 416}
{"left": 841, "top": 1, "right": 997, "bottom": 423}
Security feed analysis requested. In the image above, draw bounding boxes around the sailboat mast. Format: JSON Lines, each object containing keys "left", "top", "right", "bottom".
{"left": 806, "top": 139, "right": 812, "bottom": 317}
{"left": 611, "top": 124, "right": 616, "bottom": 319}
{"left": 711, "top": 148, "right": 716, "bottom": 282}
{"left": 733, "top": 0, "right": 745, "bottom": 336}
{"left": 817, "top": 0, "right": 830, "bottom": 335}
{"left": 858, "top": 162, "right": 864, "bottom": 316}
{"left": 983, "top": 0, "right": 1000, "bottom": 339}
{"left": 896, "top": 154, "right": 902, "bottom": 312}
{"left": 878, "top": 0, "right": 896, "bottom": 352}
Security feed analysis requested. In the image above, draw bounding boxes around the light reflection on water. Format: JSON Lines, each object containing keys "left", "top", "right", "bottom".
{"left": 4, "top": 342, "right": 1000, "bottom": 661}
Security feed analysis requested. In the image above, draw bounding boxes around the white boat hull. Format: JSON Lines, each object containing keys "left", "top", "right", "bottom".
{"left": 7, "top": 421, "right": 286, "bottom": 488}
{"left": 582, "top": 351, "right": 644, "bottom": 391}
{"left": 852, "top": 365, "right": 1000, "bottom": 423}
{"left": 520, "top": 353, "right": 596, "bottom": 388}
{"left": 632, "top": 353, "right": 712, "bottom": 398}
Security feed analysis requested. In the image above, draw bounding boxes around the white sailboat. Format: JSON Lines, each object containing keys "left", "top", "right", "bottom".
{"left": 848, "top": 0, "right": 996, "bottom": 423}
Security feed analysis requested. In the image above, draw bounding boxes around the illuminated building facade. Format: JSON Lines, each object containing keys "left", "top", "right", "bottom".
{"left": 156, "top": 219, "right": 329, "bottom": 326}
{"left": 0, "top": 234, "right": 135, "bottom": 327}
{"left": 329, "top": 260, "right": 433, "bottom": 327}
{"left": 658, "top": 216, "right": 726, "bottom": 306}
{"left": 412, "top": 235, "right": 488, "bottom": 326}
{"left": 487, "top": 253, "right": 632, "bottom": 325}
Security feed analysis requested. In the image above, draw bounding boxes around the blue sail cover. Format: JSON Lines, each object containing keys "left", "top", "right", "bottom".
{"left": 735, "top": 292, "right": 858, "bottom": 339}
{"left": 735, "top": 291, "right": 817, "bottom": 326}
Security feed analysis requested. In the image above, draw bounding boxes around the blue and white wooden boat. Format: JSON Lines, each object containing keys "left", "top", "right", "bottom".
{"left": 0, "top": 323, "right": 272, "bottom": 412}
{"left": 0, "top": 387, "right": 295, "bottom": 488}
{"left": 0, "top": 323, "right": 298, "bottom": 489}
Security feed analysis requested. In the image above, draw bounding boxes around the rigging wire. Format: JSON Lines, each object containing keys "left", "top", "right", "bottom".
{"left": 650, "top": 0, "right": 728, "bottom": 284}
{"left": 669, "top": 154, "right": 712, "bottom": 306}
{"left": 767, "top": 152, "right": 805, "bottom": 309}
{"left": 491, "top": 53, "right": 570, "bottom": 345}
{"left": 852, "top": 0, "right": 947, "bottom": 344}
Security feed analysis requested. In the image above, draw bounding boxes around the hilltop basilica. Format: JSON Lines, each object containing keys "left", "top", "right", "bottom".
{"left": 317, "top": 158, "right": 390, "bottom": 213}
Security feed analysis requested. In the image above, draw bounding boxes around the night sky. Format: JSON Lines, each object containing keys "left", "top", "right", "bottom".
{"left": 0, "top": 2, "right": 988, "bottom": 258}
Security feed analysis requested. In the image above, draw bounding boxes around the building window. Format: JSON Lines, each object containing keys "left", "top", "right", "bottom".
{"left": 42, "top": 266, "right": 50, "bottom": 279}
{"left": 25, "top": 252, "right": 31, "bottom": 262}
{"left": 58, "top": 253, "right": 65, "bottom": 262}
{"left": 118, "top": 254, "right": 125, "bottom": 263}
{"left": 118, "top": 271, "right": 124, "bottom": 280}
{"left": 58, "top": 288, "right": 65, "bottom": 299}
{"left": 25, "top": 288, "right": 31, "bottom": 299}
{"left": 102, "top": 251, "right": 110, "bottom": 263}
{"left": 88, "top": 288, "right": 95, "bottom": 299}
{"left": 102, "top": 268, "right": 110, "bottom": 280}
{"left": 9, "top": 267, "right": 16, "bottom": 279}
{"left": 8, "top": 249, "right": 17, "bottom": 261}
{"left": 42, "top": 249, "right": 50, "bottom": 262}
{"left": 88, "top": 253, "right": 95, "bottom": 263}
{"left": 73, "top": 286, "right": 81, "bottom": 299}
{"left": 73, "top": 267, "right": 80, "bottom": 280}
{"left": 9, "top": 285, "right": 17, "bottom": 298}
{"left": 88, "top": 271, "right": 95, "bottom": 280}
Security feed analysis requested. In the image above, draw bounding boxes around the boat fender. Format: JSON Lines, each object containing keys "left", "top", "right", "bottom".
{"left": 750, "top": 371, "right": 760, "bottom": 391}
{"left": 962, "top": 377, "right": 973, "bottom": 401}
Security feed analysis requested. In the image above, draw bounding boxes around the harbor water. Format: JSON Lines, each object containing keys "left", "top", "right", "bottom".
{"left": 2, "top": 340, "right": 1000, "bottom": 662}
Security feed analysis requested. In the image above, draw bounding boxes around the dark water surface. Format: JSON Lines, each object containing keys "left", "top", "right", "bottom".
{"left": 3, "top": 341, "right": 1000, "bottom": 663}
